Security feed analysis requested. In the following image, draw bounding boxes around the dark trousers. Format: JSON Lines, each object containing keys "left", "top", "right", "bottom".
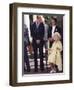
{"left": 24, "top": 43, "right": 30, "bottom": 71}
{"left": 32, "top": 40, "right": 44, "bottom": 71}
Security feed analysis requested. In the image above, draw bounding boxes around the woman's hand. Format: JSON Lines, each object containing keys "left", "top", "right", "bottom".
{"left": 45, "top": 48, "right": 51, "bottom": 51}
{"left": 56, "top": 47, "right": 61, "bottom": 52}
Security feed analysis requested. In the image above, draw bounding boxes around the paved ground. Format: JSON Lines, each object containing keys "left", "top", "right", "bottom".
{"left": 24, "top": 53, "right": 63, "bottom": 74}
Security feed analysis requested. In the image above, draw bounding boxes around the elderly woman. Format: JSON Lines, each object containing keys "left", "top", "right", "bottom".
{"left": 47, "top": 32, "right": 62, "bottom": 73}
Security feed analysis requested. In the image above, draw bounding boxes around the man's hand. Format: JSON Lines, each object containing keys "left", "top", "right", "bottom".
{"left": 49, "top": 38, "right": 53, "bottom": 42}
{"left": 36, "top": 40, "right": 40, "bottom": 44}
{"left": 28, "top": 44, "right": 33, "bottom": 54}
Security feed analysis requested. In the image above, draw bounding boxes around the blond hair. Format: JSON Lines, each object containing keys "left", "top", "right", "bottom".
{"left": 53, "top": 32, "right": 61, "bottom": 40}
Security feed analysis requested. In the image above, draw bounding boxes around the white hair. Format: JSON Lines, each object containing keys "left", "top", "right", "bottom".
{"left": 53, "top": 32, "right": 61, "bottom": 40}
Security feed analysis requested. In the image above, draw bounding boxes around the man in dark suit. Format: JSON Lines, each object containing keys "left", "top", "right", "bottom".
{"left": 24, "top": 24, "right": 30, "bottom": 72}
{"left": 48, "top": 17, "right": 63, "bottom": 72}
{"left": 48, "top": 17, "right": 63, "bottom": 47}
{"left": 30, "top": 16, "right": 45, "bottom": 72}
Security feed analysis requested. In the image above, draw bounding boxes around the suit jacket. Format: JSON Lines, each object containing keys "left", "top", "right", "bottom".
{"left": 24, "top": 24, "right": 30, "bottom": 46}
{"left": 30, "top": 22, "right": 44, "bottom": 41}
{"left": 48, "top": 26, "right": 63, "bottom": 42}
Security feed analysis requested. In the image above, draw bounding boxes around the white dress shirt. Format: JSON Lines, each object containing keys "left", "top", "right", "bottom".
{"left": 52, "top": 25, "right": 56, "bottom": 37}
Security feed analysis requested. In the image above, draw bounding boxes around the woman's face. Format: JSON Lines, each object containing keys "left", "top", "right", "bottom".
{"left": 53, "top": 35, "right": 59, "bottom": 41}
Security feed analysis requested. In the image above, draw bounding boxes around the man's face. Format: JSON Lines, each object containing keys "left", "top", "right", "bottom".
{"left": 37, "top": 16, "right": 42, "bottom": 23}
{"left": 51, "top": 19, "right": 56, "bottom": 26}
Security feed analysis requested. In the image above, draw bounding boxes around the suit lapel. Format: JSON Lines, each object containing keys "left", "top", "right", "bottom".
{"left": 51, "top": 26, "right": 57, "bottom": 33}
{"left": 54, "top": 26, "right": 58, "bottom": 32}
